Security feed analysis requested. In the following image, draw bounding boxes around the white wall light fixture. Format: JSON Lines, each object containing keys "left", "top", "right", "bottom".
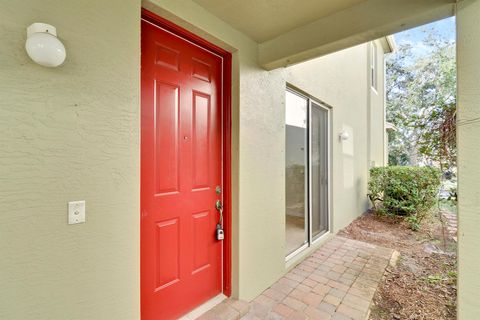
{"left": 339, "top": 130, "right": 350, "bottom": 141}
{"left": 26, "top": 23, "right": 66, "bottom": 67}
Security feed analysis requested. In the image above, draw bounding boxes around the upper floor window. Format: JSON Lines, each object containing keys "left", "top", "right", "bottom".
{"left": 370, "top": 42, "right": 378, "bottom": 91}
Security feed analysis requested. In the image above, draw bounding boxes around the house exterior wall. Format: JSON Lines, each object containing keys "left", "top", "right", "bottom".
{"left": 457, "top": 1, "right": 480, "bottom": 318}
{"left": 285, "top": 44, "right": 371, "bottom": 233}
{"left": 0, "top": 1, "right": 141, "bottom": 319}
{"left": 143, "top": 1, "right": 389, "bottom": 301}
{"left": 0, "top": 0, "right": 386, "bottom": 318}
{"left": 369, "top": 41, "right": 388, "bottom": 168}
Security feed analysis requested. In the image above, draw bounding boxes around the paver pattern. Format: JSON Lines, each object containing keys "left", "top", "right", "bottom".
{"left": 197, "top": 236, "right": 393, "bottom": 320}
{"left": 243, "top": 236, "right": 393, "bottom": 320}
{"left": 442, "top": 212, "right": 457, "bottom": 242}
{"left": 197, "top": 299, "right": 251, "bottom": 320}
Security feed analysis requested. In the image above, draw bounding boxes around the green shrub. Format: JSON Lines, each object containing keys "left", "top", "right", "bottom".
{"left": 368, "top": 166, "right": 441, "bottom": 230}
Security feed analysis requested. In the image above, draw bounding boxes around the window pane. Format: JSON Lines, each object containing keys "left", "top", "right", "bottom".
{"left": 311, "top": 103, "right": 329, "bottom": 239}
{"left": 285, "top": 91, "right": 308, "bottom": 256}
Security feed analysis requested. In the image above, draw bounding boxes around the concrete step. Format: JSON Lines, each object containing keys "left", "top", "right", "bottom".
{"left": 196, "top": 298, "right": 251, "bottom": 320}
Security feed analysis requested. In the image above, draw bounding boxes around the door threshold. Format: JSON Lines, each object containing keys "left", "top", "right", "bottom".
{"left": 179, "top": 293, "right": 227, "bottom": 320}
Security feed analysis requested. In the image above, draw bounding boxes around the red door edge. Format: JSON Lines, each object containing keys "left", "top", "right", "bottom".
{"left": 141, "top": 8, "right": 233, "bottom": 297}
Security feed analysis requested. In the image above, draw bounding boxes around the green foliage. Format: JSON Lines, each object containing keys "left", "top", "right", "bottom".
{"left": 425, "top": 274, "right": 443, "bottom": 284}
{"left": 405, "top": 215, "right": 421, "bottom": 231}
{"left": 447, "top": 270, "right": 457, "bottom": 282}
{"left": 368, "top": 166, "right": 441, "bottom": 230}
{"left": 386, "top": 30, "right": 456, "bottom": 169}
{"left": 424, "top": 271, "right": 456, "bottom": 285}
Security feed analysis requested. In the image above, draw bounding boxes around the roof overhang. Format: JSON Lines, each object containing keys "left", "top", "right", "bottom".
{"left": 386, "top": 122, "right": 398, "bottom": 132}
{"left": 379, "top": 35, "right": 397, "bottom": 54}
{"left": 191, "top": 0, "right": 455, "bottom": 70}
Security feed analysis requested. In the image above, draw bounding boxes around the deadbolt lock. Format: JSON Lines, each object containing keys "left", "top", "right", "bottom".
{"left": 215, "top": 185, "right": 222, "bottom": 195}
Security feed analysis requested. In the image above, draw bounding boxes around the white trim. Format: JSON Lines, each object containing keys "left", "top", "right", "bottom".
{"left": 310, "top": 100, "right": 331, "bottom": 243}
{"left": 386, "top": 35, "right": 397, "bottom": 53}
{"left": 179, "top": 294, "right": 227, "bottom": 320}
{"left": 285, "top": 88, "right": 309, "bottom": 260}
{"left": 286, "top": 243, "right": 309, "bottom": 261}
{"left": 378, "top": 36, "right": 397, "bottom": 54}
{"left": 285, "top": 232, "right": 333, "bottom": 270}
{"left": 312, "top": 228, "right": 331, "bottom": 246}
{"left": 370, "top": 42, "right": 378, "bottom": 91}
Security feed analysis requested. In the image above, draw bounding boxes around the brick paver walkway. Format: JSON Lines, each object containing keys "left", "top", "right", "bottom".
{"left": 197, "top": 236, "right": 394, "bottom": 320}
{"left": 442, "top": 212, "right": 457, "bottom": 242}
{"left": 243, "top": 236, "right": 393, "bottom": 320}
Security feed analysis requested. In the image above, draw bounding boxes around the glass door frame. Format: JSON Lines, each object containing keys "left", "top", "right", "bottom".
{"left": 308, "top": 100, "right": 331, "bottom": 244}
{"left": 285, "top": 87, "right": 331, "bottom": 261}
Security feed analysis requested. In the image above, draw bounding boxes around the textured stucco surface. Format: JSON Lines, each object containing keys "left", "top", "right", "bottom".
{"left": 0, "top": 1, "right": 140, "bottom": 319}
{"left": 1, "top": 0, "right": 388, "bottom": 317}
{"left": 457, "top": 1, "right": 480, "bottom": 318}
{"left": 285, "top": 43, "right": 385, "bottom": 233}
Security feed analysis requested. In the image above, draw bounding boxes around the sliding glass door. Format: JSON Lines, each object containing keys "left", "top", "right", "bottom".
{"left": 285, "top": 90, "right": 308, "bottom": 256}
{"left": 310, "top": 102, "right": 329, "bottom": 240}
{"left": 285, "top": 89, "right": 330, "bottom": 259}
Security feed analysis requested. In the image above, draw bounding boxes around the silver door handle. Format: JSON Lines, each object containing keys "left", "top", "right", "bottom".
{"left": 215, "top": 200, "right": 223, "bottom": 225}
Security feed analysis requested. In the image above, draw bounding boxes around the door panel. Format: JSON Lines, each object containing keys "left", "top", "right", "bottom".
{"left": 141, "top": 19, "right": 223, "bottom": 320}
{"left": 285, "top": 91, "right": 308, "bottom": 257}
{"left": 310, "top": 103, "right": 329, "bottom": 239}
{"left": 155, "top": 219, "right": 180, "bottom": 290}
{"left": 154, "top": 82, "right": 180, "bottom": 195}
{"left": 192, "top": 91, "right": 211, "bottom": 190}
{"left": 285, "top": 89, "right": 330, "bottom": 259}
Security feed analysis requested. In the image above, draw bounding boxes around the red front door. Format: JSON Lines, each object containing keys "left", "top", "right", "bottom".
{"left": 141, "top": 19, "right": 223, "bottom": 320}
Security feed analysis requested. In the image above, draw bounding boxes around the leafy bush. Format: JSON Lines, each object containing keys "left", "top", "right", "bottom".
{"left": 368, "top": 166, "right": 441, "bottom": 230}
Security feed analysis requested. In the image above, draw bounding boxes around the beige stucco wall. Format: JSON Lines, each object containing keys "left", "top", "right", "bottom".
{"left": 456, "top": 1, "right": 480, "bottom": 318}
{"left": 0, "top": 1, "right": 141, "bottom": 319}
{"left": 369, "top": 41, "right": 388, "bottom": 168}
{"left": 285, "top": 44, "right": 372, "bottom": 233}
{"left": 0, "top": 0, "right": 387, "bottom": 318}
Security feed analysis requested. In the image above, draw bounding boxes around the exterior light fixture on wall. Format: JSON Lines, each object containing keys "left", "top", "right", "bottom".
{"left": 25, "top": 23, "right": 66, "bottom": 67}
{"left": 339, "top": 130, "right": 350, "bottom": 141}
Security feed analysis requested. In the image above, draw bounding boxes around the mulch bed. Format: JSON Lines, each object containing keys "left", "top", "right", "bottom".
{"left": 338, "top": 211, "right": 457, "bottom": 320}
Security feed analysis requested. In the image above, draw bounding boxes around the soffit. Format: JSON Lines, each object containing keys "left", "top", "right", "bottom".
{"left": 192, "top": 0, "right": 368, "bottom": 42}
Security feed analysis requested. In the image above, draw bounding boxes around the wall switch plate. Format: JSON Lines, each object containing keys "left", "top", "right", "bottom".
{"left": 68, "top": 201, "right": 85, "bottom": 224}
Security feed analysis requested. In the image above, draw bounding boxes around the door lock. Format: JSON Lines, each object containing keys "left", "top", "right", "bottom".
{"left": 216, "top": 224, "right": 224, "bottom": 240}
{"left": 215, "top": 200, "right": 224, "bottom": 241}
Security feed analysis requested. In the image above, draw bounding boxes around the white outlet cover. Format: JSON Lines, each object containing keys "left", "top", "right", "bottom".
{"left": 68, "top": 200, "right": 85, "bottom": 224}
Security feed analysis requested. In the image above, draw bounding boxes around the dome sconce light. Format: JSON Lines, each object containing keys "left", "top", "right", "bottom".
{"left": 339, "top": 130, "right": 350, "bottom": 141}
{"left": 25, "top": 23, "right": 66, "bottom": 67}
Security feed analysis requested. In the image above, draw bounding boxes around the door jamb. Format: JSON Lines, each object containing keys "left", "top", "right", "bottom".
{"left": 141, "top": 8, "right": 233, "bottom": 297}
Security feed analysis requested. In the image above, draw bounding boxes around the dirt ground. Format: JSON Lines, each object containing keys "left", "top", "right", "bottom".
{"left": 338, "top": 211, "right": 457, "bottom": 320}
